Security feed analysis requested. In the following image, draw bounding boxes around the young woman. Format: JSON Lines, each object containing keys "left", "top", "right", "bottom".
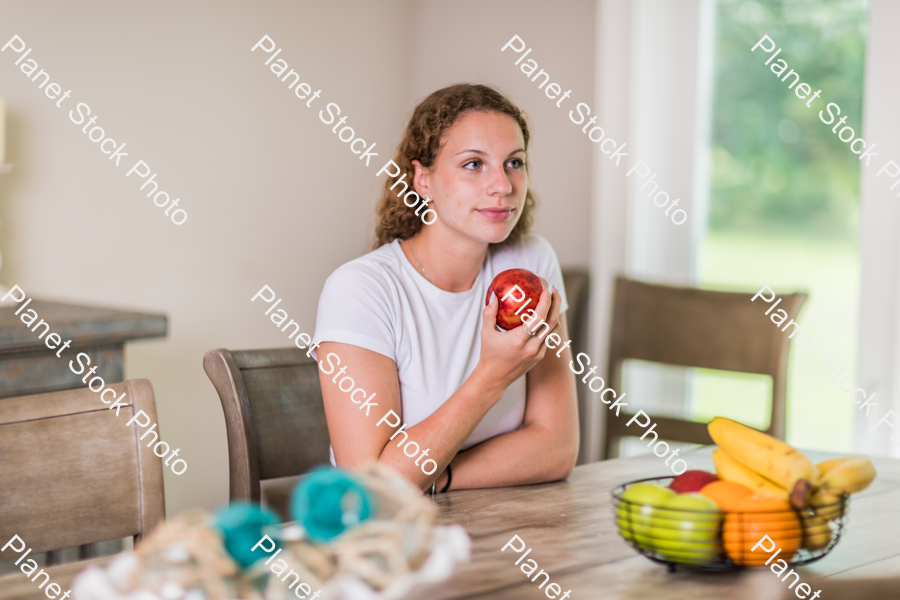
{"left": 313, "top": 84, "right": 579, "bottom": 492}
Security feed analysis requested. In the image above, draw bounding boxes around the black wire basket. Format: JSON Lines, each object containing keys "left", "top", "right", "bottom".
{"left": 610, "top": 476, "right": 848, "bottom": 572}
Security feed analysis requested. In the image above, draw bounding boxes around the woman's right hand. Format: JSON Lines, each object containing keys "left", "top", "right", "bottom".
{"left": 473, "top": 283, "right": 562, "bottom": 398}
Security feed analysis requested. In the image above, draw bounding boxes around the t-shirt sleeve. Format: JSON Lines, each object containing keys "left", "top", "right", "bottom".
{"left": 312, "top": 260, "right": 398, "bottom": 362}
{"left": 526, "top": 235, "right": 569, "bottom": 315}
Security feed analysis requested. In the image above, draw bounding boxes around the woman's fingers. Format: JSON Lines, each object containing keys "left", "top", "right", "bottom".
{"left": 513, "top": 284, "right": 554, "bottom": 345}
{"left": 513, "top": 290, "right": 547, "bottom": 343}
{"left": 546, "top": 286, "right": 562, "bottom": 330}
{"left": 530, "top": 285, "right": 559, "bottom": 333}
{"left": 531, "top": 285, "right": 553, "bottom": 323}
{"left": 482, "top": 293, "right": 501, "bottom": 334}
{"left": 549, "top": 317, "right": 563, "bottom": 337}
{"left": 481, "top": 282, "right": 564, "bottom": 376}
{"left": 522, "top": 286, "right": 564, "bottom": 357}
{"left": 541, "top": 315, "right": 562, "bottom": 341}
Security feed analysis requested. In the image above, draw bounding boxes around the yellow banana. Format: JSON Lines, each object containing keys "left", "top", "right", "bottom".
{"left": 810, "top": 489, "right": 845, "bottom": 522}
{"left": 712, "top": 448, "right": 788, "bottom": 499}
{"left": 708, "top": 417, "right": 819, "bottom": 490}
{"left": 816, "top": 456, "right": 854, "bottom": 476}
{"left": 800, "top": 513, "right": 833, "bottom": 551}
{"left": 818, "top": 456, "right": 876, "bottom": 495}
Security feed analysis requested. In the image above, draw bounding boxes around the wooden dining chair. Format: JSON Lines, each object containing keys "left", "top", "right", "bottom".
{"left": 603, "top": 276, "right": 807, "bottom": 459}
{"left": 203, "top": 348, "right": 332, "bottom": 516}
{"left": 561, "top": 269, "right": 590, "bottom": 355}
{"left": 562, "top": 269, "right": 592, "bottom": 464}
{"left": 0, "top": 380, "right": 165, "bottom": 563}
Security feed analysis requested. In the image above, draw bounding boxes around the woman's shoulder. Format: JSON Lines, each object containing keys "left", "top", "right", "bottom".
{"left": 315, "top": 242, "right": 404, "bottom": 360}
{"left": 321, "top": 241, "right": 405, "bottom": 302}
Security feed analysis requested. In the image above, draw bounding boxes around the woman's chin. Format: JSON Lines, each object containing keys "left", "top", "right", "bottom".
{"left": 478, "top": 225, "right": 516, "bottom": 245}
{"left": 443, "top": 217, "right": 518, "bottom": 245}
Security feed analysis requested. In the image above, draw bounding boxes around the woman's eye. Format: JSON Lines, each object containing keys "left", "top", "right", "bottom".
{"left": 507, "top": 158, "right": 526, "bottom": 169}
{"left": 464, "top": 160, "right": 481, "bottom": 170}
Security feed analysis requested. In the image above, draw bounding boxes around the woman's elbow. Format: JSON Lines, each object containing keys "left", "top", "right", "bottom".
{"left": 558, "top": 453, "right": 578, "bottom": 480}
{"left": 548, "top": 440, "right": 579, "bottom": 481}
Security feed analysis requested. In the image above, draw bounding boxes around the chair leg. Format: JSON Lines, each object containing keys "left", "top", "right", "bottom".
{"left": 78, "top": 543, "right": 95, "bottom": 560}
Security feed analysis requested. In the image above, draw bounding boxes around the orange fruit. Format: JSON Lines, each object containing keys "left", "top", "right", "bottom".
{"left": 700, "top": 481, "right": 754, "bottom": 511}
{"left": 723, "top": 495, "right": 802, "bottom": 566}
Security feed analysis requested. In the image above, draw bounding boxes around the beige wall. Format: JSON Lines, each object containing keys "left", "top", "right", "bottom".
{"left": 409, "top": 0, "right": 594, "bottom": 268}
{"left": 0, "top": 0, "right": 593, "bottom": 516}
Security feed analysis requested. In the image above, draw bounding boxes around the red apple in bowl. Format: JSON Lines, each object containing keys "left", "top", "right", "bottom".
{"left": 486, "top": 269, "right": 544, "bottom": 331}
{"left": 669, "top": 470, "right": 719, "bottom": 494}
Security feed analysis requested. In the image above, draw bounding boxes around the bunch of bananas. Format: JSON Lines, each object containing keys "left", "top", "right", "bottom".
{"left": 708, "top": 417, "right": 877, "bottom": 515}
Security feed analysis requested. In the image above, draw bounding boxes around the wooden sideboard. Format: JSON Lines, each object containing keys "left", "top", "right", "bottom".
{"left": 0, "top": 299, "right": 167, "bottom": 399}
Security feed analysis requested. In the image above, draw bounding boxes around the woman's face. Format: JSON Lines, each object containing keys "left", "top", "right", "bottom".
{"left": 415, "top": 111, "right": 528, "bottom": 245}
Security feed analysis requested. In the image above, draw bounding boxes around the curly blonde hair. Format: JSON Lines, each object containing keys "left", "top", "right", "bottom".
{"left": 374, "top": 84, "right": 536, "bottom": 248}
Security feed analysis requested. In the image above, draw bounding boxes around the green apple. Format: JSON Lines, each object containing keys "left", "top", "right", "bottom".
{"left": 616, "top": 483, "right": 675, "bottom": 550}
{"left": 648, "top": 493, "right": 723, "bottom": 565}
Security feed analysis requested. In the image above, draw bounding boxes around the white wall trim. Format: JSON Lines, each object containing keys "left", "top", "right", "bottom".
{"left": 586, "top": 0, "right": 712, "bottom": 462}
{"left": 585, "top": 0, "right": 633, "bottom": 463}
{"left": 855, "top": 0, "right": 900, "bottom": 457}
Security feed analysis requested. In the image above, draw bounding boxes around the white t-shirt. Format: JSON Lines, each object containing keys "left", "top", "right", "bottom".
{"left": 312, "top": 234, "right": 568, "bottom": 453}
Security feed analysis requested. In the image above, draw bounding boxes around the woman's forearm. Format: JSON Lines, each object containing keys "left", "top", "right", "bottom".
{"left": 374, "top": 365, "right": 507, "bottom": 489}
{"left": 443, "top": 421, "right": 577, "bottom": 490}
{"left": 444, "top": 316, "right": 580, "bottom": 492}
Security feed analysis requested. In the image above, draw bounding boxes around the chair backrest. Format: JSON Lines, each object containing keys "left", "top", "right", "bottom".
{"left": 203, "top": 348, "right": 331, "bottom": 503}
{"left": 604, "top": 276, "right": 806, "bottom": 456}
{"left": 562, "top": 269, "right": 589, "bottom": 355}
{"left": 0, "top": 380, "right": 165, "bottom": 558}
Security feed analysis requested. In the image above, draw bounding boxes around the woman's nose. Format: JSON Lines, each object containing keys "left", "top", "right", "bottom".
{"left": 486, "top": 165, "right": 513, "bottom": 196}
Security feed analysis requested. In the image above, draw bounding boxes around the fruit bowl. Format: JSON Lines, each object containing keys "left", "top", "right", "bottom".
{"left": 611, "top": 476, "right": 848, "bottom": 572}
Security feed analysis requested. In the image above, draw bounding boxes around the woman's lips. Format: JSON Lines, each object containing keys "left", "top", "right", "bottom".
{"left": 477, "top": 207, "right": 515, "bottom": 221}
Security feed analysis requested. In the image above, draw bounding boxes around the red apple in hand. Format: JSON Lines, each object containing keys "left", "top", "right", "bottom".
{"left": 486, "top": 269, "right": 544, "bottom": 331}
{"left": 669, "top": 470, "right": 719, "bottom": 494}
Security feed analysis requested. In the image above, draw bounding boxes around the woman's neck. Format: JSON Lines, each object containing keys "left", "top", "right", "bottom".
{"left": 404, "top": 226, "right": 488, "bottom": 293}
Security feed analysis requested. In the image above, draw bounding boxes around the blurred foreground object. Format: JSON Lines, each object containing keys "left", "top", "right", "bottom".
{"left": 71, "top": 463, "right": 470, "bottom": 600}
{"left": 291, "top": 467, "right": 373, "bottom": 543}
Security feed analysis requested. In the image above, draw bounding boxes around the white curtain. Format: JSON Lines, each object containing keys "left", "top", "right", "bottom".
{"left": 855, "top": 0, "right": 900, "bottom": 457}
{"left": 585, "top": 0, "right": 713, "bottom": 462}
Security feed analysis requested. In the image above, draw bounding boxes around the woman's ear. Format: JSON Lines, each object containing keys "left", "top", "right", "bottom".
{"left": 411, "top": 159, "right": 431, "bottom": 199}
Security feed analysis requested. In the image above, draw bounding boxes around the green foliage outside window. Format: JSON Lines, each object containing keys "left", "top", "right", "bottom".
{"left": 709, "top": 0, "right": 868, "bottom": 238}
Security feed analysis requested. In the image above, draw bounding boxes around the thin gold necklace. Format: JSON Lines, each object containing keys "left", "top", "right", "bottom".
{"left": 409, "top": 237, "right": 428, "bottom": 280}
{"left": 408, "top": 238, "right": 489, "bottom": 287}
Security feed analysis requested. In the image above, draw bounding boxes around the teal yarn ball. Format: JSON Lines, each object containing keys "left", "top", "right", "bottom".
{"left": 213, "top": 502, "right": 281, "bottom": 569}
{"left": 292, "top": 467, "right": 373, "bottom": 543}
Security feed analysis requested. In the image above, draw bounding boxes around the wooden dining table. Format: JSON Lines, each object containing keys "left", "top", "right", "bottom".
{"left": 429, "top": 446, "right": 900, "bottom": 599}
{"left": 2, "top": 446, "right": 897, "bottom": 599}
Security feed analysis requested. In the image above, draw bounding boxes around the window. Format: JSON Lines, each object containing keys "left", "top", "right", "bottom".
{"left": 691, "top": 0, "right": 869, "bottom": 451}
